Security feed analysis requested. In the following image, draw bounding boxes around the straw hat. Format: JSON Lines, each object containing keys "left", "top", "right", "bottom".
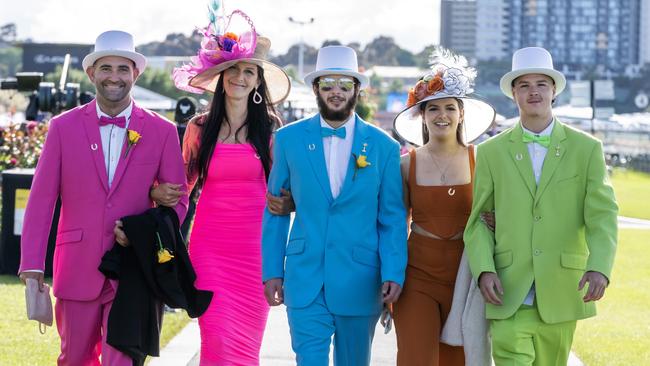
{"left": 172, "top": 10, "right": 290, "bottom": 104}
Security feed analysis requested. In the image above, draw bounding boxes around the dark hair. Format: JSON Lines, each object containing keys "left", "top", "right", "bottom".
{"left": 420, "top": 98, "right": 466, "bottom": 146}
{"left": 195, "top": 66, "right": 279, "bottom": 190}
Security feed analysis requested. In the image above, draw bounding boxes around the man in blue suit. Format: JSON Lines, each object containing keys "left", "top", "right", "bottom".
{"left": 262, "top": 46, "right": 407, "bottom": 366}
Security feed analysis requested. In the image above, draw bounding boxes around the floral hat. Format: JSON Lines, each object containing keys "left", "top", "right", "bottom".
{"left": 393, "top": 48, "right": 495, "bottom": 146}
{"left": 172, "top": 4, "right": 290, "bottom": 104}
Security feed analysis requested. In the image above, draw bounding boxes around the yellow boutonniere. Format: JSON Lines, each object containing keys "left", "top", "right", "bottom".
{"left": 356, "top": 155, "right": 371, "bottom": 168}
{"left": 124, "top": 129, "right": 142, "bottom": 159}
{"left": 157, "top": 248, "right": 175, "bottom": 263}
{"left": 352, "top": 153, "right": 371, "bottom": 180}
{"left": 155, "top": 232, "right": 174, "bottom": 264}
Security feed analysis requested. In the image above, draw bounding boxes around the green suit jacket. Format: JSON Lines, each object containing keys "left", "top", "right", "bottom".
{"left": 464, "top": 119, "right": 618, "bottom": 324}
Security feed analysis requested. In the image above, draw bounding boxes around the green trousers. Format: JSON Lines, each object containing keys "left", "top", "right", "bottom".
{"left": 490, "top": 304, "right": 577, "bottom": 366}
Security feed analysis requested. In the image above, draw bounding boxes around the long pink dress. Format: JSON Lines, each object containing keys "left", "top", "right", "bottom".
{"left": 185, "top": 124, "right": 269, "bottom": 365}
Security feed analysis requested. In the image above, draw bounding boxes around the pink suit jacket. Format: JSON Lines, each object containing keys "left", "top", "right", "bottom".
{"left": 19, "top": 100, "right": 188, "bottom": 301}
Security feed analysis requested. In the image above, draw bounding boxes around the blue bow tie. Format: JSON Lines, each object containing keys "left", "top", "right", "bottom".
{"left": 321, "top": 127, "right": 346, "bottom": 139}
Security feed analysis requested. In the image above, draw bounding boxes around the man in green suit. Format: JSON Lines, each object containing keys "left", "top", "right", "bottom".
{"left": 464, "top": 47, "right": 618, "bottom": 365}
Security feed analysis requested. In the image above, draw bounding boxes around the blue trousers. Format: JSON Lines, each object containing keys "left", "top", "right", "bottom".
{"left": 287, "top": 289, "right": 380, "bottom": 366}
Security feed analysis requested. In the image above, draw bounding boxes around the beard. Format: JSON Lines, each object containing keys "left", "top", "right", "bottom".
{"left": 316, "top": 92, "right": 357, "bottom": 122}
{"left": 96, "top": 81, "right": 132, "bottom": 103}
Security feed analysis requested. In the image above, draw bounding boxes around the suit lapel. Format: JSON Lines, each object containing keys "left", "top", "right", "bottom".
{"left": 534, "top": 119, "right": 568, "bottom": 204}
{"left": 108, "top": 103, "right": 145, "bottom": 197}
{"left": 335, "top": 115, "right": 371, "bottom": 203}
{"left": 508, "top": 123, "right": 536, "bottom": 198}
{"left": 303, "top": 115, "right": 334, "bottom": 203}
{"left": 81, "top": 100, "right": 109, "bottom": 193}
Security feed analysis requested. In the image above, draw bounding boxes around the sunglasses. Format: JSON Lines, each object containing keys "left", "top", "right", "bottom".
{"left": 317, "top": 77, "right": 356, "bottom": 92}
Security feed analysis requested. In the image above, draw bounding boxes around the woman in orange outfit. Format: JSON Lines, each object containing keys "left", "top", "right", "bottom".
{"left": 392, "top": 50, "right": 495, "bottom": 366}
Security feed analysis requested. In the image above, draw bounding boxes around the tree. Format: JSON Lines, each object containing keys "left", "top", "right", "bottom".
{"left": 321, "top": 40, "right": 342, "bottom": 48}
{"left": 361, "top": 36, "right": 415, "bottom": 67}
{"left": 136, "top": 68, "right": 189, "bottom": 100}
{"left": 0, "top": 47, "right": 22, "bottom": 78}
{"left": 355, "top": 90, "right": 377, "bottom": 122}
{"left": 270, "top": 44, "right": 318, "bottom": 68}
{"left": 44, "top": 65, "right": 95, "bottom": 93}
{"left": 414, "top": 45, "right": 437, "bottom": 68}
{"left": 388, "top": 79, "right": 405, "bottom": 93}
{"left": 136, "top": 30, "right": 202, "bottom": 56}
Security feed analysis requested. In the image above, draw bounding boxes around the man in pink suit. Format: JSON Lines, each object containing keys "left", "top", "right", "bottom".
{"left": 18, "top": 30, "right": 188, "bottom": 365}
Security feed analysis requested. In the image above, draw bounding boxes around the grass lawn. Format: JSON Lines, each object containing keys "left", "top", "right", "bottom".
{"left": 572, "top": 229, "right": 650, "bottom": 365}
{"left": 610, "top": 169, "right": 650, "bottom": 220}
{"left": 0, "top": 275, "right": 190, "bottom": 365}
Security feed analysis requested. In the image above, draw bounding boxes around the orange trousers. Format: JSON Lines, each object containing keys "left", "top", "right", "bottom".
{"left": 393, "top": 232, "right": 465, "bottom": 366}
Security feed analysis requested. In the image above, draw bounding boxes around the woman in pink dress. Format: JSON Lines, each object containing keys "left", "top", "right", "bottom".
{"left": 153, "top": 11, "right": 291, "bottom": 365}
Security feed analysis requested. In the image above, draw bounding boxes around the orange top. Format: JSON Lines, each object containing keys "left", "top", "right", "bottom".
{"left": 408, "top": 147, "right": 475, "bottom": 240}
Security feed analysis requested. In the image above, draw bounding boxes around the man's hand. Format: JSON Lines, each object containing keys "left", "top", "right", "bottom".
{"left": 113, "top": 220, "right": 129, "bottom": 247}
{"left": 382, "top": 281, "right": 402, "bottom": 304}
{"left": 578, "top": 271, "right": 609, "bottom": 302}
{"left": 479, "top": 272, "right": 503, "bottom": 305}
{"left": 19, "top": 271, "right": 45, "bottom": 291}
{"left": 266, "top": 189, "right": 295, "bottom": 215}
{"left": 264, "top": 278, "right": 284, "bottom": 306}
{"left": 150, "top": 183, "right": 185, "bottom": 207}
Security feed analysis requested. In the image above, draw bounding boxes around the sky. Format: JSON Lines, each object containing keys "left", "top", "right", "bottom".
{"left": 0, "top": 0, "right": 441, "bottom": 55}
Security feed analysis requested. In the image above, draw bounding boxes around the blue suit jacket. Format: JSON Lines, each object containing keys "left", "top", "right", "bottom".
{"left": 262, "top": 114, "right": 407, "bottom": 316}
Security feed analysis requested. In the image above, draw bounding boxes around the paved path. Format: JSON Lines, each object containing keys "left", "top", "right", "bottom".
{"left": 146, "top": 215, "right": 650, "bottom": 365}
{"left": 151, "top": 306, "right": 584, "bottom": 365}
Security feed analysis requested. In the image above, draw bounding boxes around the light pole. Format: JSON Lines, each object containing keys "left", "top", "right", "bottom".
{"left": 288, "top": 17, "right": 314, "bottom": 80}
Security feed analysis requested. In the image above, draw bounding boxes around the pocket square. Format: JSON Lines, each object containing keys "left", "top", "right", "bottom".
{"left": 25, "top": 278, "right": 53, "bottom": 333}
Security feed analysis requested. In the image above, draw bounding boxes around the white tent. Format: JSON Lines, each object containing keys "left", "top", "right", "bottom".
{"left": 131, "top": 85, "right": 176, "bottom": 111}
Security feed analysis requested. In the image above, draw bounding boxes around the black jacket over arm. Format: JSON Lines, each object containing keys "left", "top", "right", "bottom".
{"left": 99, "top": 207, "right": 213, "bottom": 366}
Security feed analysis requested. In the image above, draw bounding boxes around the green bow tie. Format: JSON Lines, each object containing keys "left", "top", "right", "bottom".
{"left": 522, "top": 132, "right": 551, "bottom": 148}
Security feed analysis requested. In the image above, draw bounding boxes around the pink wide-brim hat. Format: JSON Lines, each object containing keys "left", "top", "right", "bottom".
{"left": 172, "top": 12, "right": 291, "bottom": 105}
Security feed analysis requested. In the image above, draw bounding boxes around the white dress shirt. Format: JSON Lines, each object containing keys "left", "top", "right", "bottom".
{"left": 320, "top": 114, "right": 355, "bottom": 199}
{"left": 521, "top": 119, "right": 554, "bottom": 305}
{"left": 97, "top": 102, "right": 133, "bottom": 187}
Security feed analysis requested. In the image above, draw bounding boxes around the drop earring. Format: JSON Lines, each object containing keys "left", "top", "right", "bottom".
{"left": 253, "top": 88, "right": 263, "bottom": 104}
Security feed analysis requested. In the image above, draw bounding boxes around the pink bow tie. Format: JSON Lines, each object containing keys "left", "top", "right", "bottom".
{"left": 99, "top": 116, "right": 127, "bottom": 128}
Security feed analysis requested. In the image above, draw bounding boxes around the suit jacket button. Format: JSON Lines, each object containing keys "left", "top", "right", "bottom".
{"left": 534, "top": 249, "right": 541, "bottom": 256}
{"left": 534, "top": 215, "right": 541, "bottom": 221}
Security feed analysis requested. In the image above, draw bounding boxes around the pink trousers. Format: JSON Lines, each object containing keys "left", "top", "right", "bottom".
{"left": 54, "top": 279, "right": 132, "bottom": 366}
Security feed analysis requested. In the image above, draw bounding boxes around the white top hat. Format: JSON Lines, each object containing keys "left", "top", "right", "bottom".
{"left": 500, "top": 47, "right": 566, "bottom": 99}
{"left": 82, "top": 30, "right": 147, "bottom": 73}
{"left": 303, "top": 46, "right": 369, "bottom": 88}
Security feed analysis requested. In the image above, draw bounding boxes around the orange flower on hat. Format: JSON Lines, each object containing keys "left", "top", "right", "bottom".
{"left": 224, "top": 32, "right": 239, "bottom": 42}
{"left": 426, "top": 74, "right": 444, "bottom": 94}
{"left": 406, "top": 89, "right": 418, "bottom": 107}
{"left": 413, "top": 80, "right": 428, "bottom": 101}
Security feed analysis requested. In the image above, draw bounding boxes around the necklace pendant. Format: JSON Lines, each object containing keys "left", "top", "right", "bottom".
{"left": 440, "top": 173, "right": 446, "bottom": 184}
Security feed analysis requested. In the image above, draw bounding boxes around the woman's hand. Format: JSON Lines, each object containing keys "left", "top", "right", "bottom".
{"left": 266, "top": 188, "right": 295, "bottom": 215}
{"left": 151, "top": 183, "right": 185, "bottom": 207}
